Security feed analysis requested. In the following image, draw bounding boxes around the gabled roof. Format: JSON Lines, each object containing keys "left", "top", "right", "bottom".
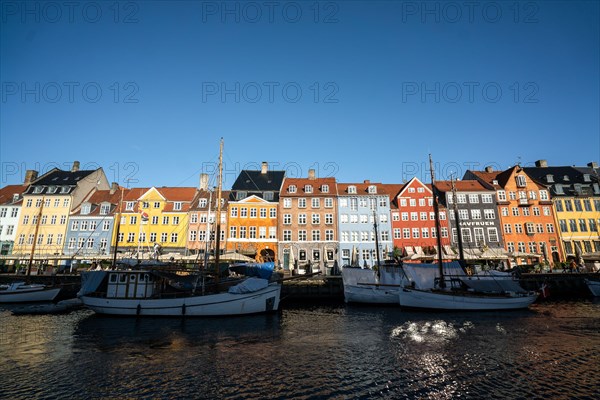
{"left": 190, "top": 190, "right": 231, "bottom": 210}
{"left": 72, "top": 187, "right": 125, "bottom": 217}
{"left": 0, "top": 185, "right": 27, "bottom": 206}
{"left": 231, "top": 170, "right": 286, "bottom": 192}
{"left": 434, "top": 180, "right": 491, "bottom": 193}
{"left": 281, "top": 177, "right": 338, "bottom": 197}
{"left": 524, "top": 165, "right": 600, "bottom": 196}
{"left": 395, "top": 177, "right": 433, "bottom": 197}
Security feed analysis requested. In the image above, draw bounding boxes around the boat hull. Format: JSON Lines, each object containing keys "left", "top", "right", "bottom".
{"left": 81, "top": 283, "right": 281, "bottom": 316}
{"left": 584, "top": 279, "right": 600, "bottom": 297}
{"left": 343, "top": 284, "right": 399, "bottom": 304}
{"left": 0, "top": 287, "right": 61, "bottom": 303}
{"left": 399, "top": 288, "right": 538, "bottom": 311}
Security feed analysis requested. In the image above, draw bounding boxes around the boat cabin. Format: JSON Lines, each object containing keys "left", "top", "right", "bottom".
{"left": 107, "top": 271, "right": 156, "bottom": 299}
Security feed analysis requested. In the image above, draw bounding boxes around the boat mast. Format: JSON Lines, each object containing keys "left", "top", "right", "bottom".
{"left": 112, "top": 187, "right": 124, "bottom": 267}
{"left": 27, "top": 196, "right": 45, "bottom": 276}
{"left": 450, "top": 175, "right": 466, "bottom": 266}
{"left": 429, "top": 155, "right": 445, "bottom": 289}
{"left": 214, "top": 138, "right": 224, "bottom": 284}
{"left": 373, "top": 210, "right": 382, "bottom": 279}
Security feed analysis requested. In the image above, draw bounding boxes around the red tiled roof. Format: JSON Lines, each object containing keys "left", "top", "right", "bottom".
{"left": 338, "top": 182, "right": 388, "bottom": 195}
{"left": 281, "top": 177, "right": 338, "bottom": 196}
{"left": 190, "top": 190, "right": 231, "bottom": 210}
{"left": 435, "top": 180, "right": 490, "bottom": 192}
{"left": 0, "top": 185, "right": 27, "bottom": 205}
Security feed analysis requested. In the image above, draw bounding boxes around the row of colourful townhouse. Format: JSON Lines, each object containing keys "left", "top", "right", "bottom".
{"left": 1, "top": 160, "right": 599, "bottom": 270}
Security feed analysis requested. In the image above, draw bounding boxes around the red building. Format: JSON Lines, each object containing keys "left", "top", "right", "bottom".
{"left": 389, "top": 177, "right": 451, "bottom": 260}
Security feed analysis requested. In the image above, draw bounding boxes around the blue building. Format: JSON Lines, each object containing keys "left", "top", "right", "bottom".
{"left": 337, "top": 181, "right": 393, "bottom": 267}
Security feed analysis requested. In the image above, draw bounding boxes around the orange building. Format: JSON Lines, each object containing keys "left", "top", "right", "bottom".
{"left": 466, "top": 166, "right": 563, "bottom": 266}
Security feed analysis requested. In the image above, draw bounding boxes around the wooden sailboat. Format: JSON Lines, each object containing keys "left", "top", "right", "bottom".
{"left": 398, "top": 155, "right": 538, "bottom": 311}
{"left": 0, "top": 196, "right": 61, "bottom": 303}
{"left": 79, "top": 139, "right": 282, "bottom": 316}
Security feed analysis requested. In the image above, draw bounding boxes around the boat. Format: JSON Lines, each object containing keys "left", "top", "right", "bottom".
{"left": 397, "top": 155, "right": 538, "bottom": 311}
{"left": 11, "top": 298, "right": 83, "bottom": 315}
{"left": 584, "top": 278, "right": 600, "bottom": 296}
{"left": 0, "top": 281, "right": 61, "bottom": 303}
{"left": 79, "top": 138, "right": 282, "bottom": 317}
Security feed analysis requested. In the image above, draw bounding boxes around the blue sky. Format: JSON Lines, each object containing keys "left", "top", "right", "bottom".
{"left": 1, "top": 0, "right": 599, "bottom": 189}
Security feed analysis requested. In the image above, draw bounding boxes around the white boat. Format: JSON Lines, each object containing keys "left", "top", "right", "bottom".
{"left": 0, "top": 282, "right": 61, "bottom": 303}
{"left": 79, "top": 270, "right": 281, "bottom": 316}
{"left": 396, "top": 155, "right": 538, "bottom": 311}
{"left": 584, "top": 278, "right": 600, "bottom": 296}
{"left": 342, "top": 265, "right": 403, "bottom": 304}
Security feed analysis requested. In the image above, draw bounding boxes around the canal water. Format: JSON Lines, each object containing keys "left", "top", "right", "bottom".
{"left": 1, "top": 300, "right": 599, "bottom": 399}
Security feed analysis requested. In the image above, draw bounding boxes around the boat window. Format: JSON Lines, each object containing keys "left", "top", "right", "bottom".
{"left": 109, "top": 274, "right": 117, "bottom": 283}
{"left": 139, "top": 274, "right": 145, "bottom": 282}
{"left": 130, "top": 275, "right": 136, "bottom": 282}
{"left": 119, "top": 274, "right": 127, "bottom": 283}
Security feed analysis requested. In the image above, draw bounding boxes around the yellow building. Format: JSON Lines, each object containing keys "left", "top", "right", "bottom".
{"left": 12, "top": 163, "right": 109, "bottom": 258}
{"left": 524, "top": 161, "right": 600, "bottom": 257}
{"left": 116, "top": 186, "right": 196, "bottom": 256}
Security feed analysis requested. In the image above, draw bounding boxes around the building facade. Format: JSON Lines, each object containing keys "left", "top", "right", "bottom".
{"left": 337, "top": 181, "right": 393, "bottom": 267}
{"left": 389, "top": 177, "right": 450, "bottom": 259}
{"left": 436, "top": 180, "right": 504, "bottom": 257}
{"left": 226, "top": 162, "right": 284, "bottom": 262}
{"left": 466, "top": 166, "right": 563, "bottom": 266}
{"left": 12, "top": 163, "right": 109, "bottom": 258}
{"left": 278, "top": 171, "right": 338, "bottom": 273}
{"left": 0, "top": 173, "right": 31, "bottom": 257}
{"left": 524, "top": 160, "right": 600, "bottom": 257}
{"left": 63, "top": 184, "right": 123, "bottom": 258}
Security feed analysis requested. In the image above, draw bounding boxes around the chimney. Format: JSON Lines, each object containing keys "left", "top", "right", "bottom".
{"left": 199, "top": 173, "right": 209, "bottom": 191}
{"left": 72, "top": 161, "right": 80, "bottom": 172}
{"left": 364, "top": 179, "right": 370, "bottom": 184}
{"left": 308, "top": 169, "right": 316, "bottom": 180}
{"left": 485, "top": 166, "right": 494, "bottom": 173}
{"left": 535, "top": 159, "right": 548, "bottom": 168}
{"left": 23, "top": 170, "right": 38, "bottom": 186}
{"left": 261, "top": 162, "right": 268, "bottom": 174}
{"left": 110, "top": 182, "right": 119, "bottom": 194}
{"left": 588, "top": 161, "right": 599, "bottom": 169}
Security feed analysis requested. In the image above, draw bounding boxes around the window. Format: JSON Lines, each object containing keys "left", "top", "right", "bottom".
{"left": 305, "top": 185, "right": 313, "bottom": 193}
{"left": 564, "top": 200, "right": 573, "bottom": 211}
{"left": 172, "top": 216, "right": 180, "bottom": 225}
{"left": 259, "top": 227, "right": 267, "bottom": 239}
{"left": 409, "top": 199, "right": 416, "bottom": 207}
{"left": 459, "top": 209, "right": 469, "bottom": 220}
{"left": 403, "top": 228, "right": 410, "bottom": 239}
{"left": 141, "top": 201, "right": 149, "bottom": 209}
{"left": 248, "top": 227, "right": 256, "bottom": 239}
{"left": 412, "top": 228, "right": 419, "bottom": 238}
{"left": 153, "top": 202, "right": 161, "bottom": 208}
{"left": 441, "top": 227, "right": 448, "bottom": 238}
{"left": 400, "top": 199, "right": 407, "bottom": 207}
{"left": 522, "top": 208, "right": 530, "bottom": 216}
{"left": 393, "top": 228, "right": 401, "bottom": 239}
{"left": 298, "top": 214, "right": 307, "bottom": 225}
{"left": 529, "top": 190, "right": 537, "bottom": 200}
{"left": 100, "top": 238, "right": 107, "bottom": 251}
{"left": 487, "top": 228, "right": 499, "bottom": 242}
{"left": 408, "top": 188, "right": 415, "bottom": 193}
{"left": 515, "top": 224, "right": 523, "bottom": 234}
{"left": 457, "top": 194, "right": 467, "bottom": 204}
{"left": 348, "top": 186, "right": 357, "bottom": 194}
{"left": 533, "top": 207, "right": 540, "bottom": 216}
{"left": 100, "top": 204, "right": 110, "bottom": 215}
{"left": 299, "top": 250, "right": 307, "bottom": 261}
{"left": 250, "top": 208, "right": 257, "bottom": 218}
{"left": 471, "top": 209, "right": 481, "bottom": 220}
{"left": 312, "top": 214, "right": 320, "bottom": 224}
{"left": 150, "top": 233, "right": 156, "bottom": 242}
{"left": 325, "top": 214, "right": 333, "bottom": 224}
{"left": 350, "top": 215, "right": 358, "bottom": 223}
{"left": 539, "top": 190, "right": 549, "bottom": 201}
{"left": 229, "top": 227, "right": 237, "bottom": 238}
{"left": 504, "top": 224, "right": 512, "bottom": 234}
{"left": 559, "top": 220, "right": 567, "bottom": 232}
{"left": 283, "top": 198, "right": 292, "bottom": 209}
{"left": 283, "top": 214, "right": 292, "bottom": 225}
{"left": 574, "top": 200, "right": 583, "bottom": 212}
{"left": 239, "top": 227, "right": 247, "bottom": 239}
{"left": 497, "top": 190, "right": 506, "bottom": 201}
{"left": 543, "top": 207, "right": 551, "bottom": 216}
{"left": 324, "top": 198, "right": 333, "bottom": 208}
{"left": 484, "top": 209, "right": 495, "bottom": 219}
{"left": 512, "top": 207, "right": 519, "bottom": 216}
{"left": 26, "top": 199, "right": 32, "bottom": 207}
{"left": 507, "top": 242, "right": 515, "bottom": 252}
{"left": 516, "top": 175, "right": 527, "bottom": 187}
{"left": 288, "top": 185, "right": 297, "bottom": 193}
{"left": 579, "top": 219, "right": 588, "bottom": 232}
{"left": 411, "top": 212, "right": 418, "bottom": 221}
{"left": 130, "top": 216, "right": 137, "bottom": 225}
{"left": 269, "top": 227, "right": 276, "bottom": 239}
{"left": 536, "top": 224, "right": 544, "bottom": 233}
{"left": 298, "top": 230, "right": 307, "bottom": 241}
{"left": 125, "top": 202, "right": 134, "bottom": 211}
{"left": 71, "top": 221, "right": 79, "bottom": 231}
{"left": 128, "top": 233, "right": 135, "bottom": 242}
{"left": 89, "top": 221, "right": 97, "bottom": 231}
{"left": 361, "top": 231, "right": 368, "bottom": 242}
{"left": 555, "top": 200, "right": 564, "bottom": 212}
{"left": 240, "top": 208, "right": 248, "bottom": 217}
{"left": 518, "top": 242, "right": 526, "bottom": 252}
{"left": 526, "top": 223, "right": 535, "bottom": 234}
{"left": 312, "top": 230, "right": 321, "bottom": 241}
{"left": 482, "top": 194, "right": 493, "bottom": 203}
{"left": 569, "top": 219, "right": 578, "bottom": 232}
{"left": 311, "top": 198, "right": 320, "bottom": 209}
{"left": 528, "top": 242, "right": 537, "bottom": 253}
{"left": 139, "top": 232, "right": 146, "bottom": 242}
{"left": 298, "top": 198, "right": 307, "bottom": 208}
{"left": 283, "top": 230, "right": 291, "bottom": 241}
{"left": 421, "top": 227, "right": 429, "bottom": 238}
{"left": 474, "top": 228, "right": 485, "bottom": 244}
{"left": 68, "top": 237, "right": 76, "bottom": 249}
{"left": 462, "top": 228, "right": 472, "bottom": 243}
{"left": 589, "top": 219, "right": 598, "bottom": 232}
{"left": 170, "top": 233, "right": 178, "bottom": 243}
{"left": 237, "top": 191, "right": 247, "bottom": 200}
{"left": 152, "top": 216, "right": 159, "bottom": 225}
{"left": 23, "top": 215, "right": 29, "bottom": 225}
{"left": 469, "top": 194, "right": 479, "bottom": 203}
{"left": 41, "top": 215, "right": 47, "bottom": 225}
{"left": 368, "top": 185, "right": 377, "bottom": 194}
{"left": 509, "top": 192, "right": 516, "bottom": 200}
{"left": 161, "top": 233, "right": 167, "bottom": 242}
{"left": 401, "top": 212, "right": 408, "bottom": 221}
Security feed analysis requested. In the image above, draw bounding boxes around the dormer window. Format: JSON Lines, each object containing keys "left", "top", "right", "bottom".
{"left": 305, "top": 185, "right": 313, "bottom": 193}
{"left": 555, "top": 184, "right": 564, "bottom": 194}
{"left": 100, "top": 204, "right": 111, "bottom": 215}
{"left": 125, "top": 201, "right": 134, "bottom": 211}
{"left": 348, "top": 186, "right": 357, "bottom": 194}
{"left": 197, "top": 198, "right": 207, "bottom": 208}
{"left": 288, "top": 185, "right": 297, "bottom": 193}
{"left": 60, "top": 186, "right": 70, "bottom": 194}
{"left": 81, "top": 204, "right": 91, "bottom": 215}
{"left": 583, "top": 174, "right": 591, "bottom": 182}
{"left": 142, "top": 202, "right": 149, "bottom": 208}
{"left": 492, "top": 180, "right": 499, "bottom": 185}
{"left": 264, "top": 192, "right": 274, "bottom": 201}
{"left": 174, "top": 202, "right": 182, "bottom": 211}
{"left": 321, "top": 184, "right": 329, "bottom": 193}
{"left": 368, "top": 185, "right": 377, "bottom": 194}
{"left": 12, "top": 194, "right": 19, "bottom": 203}
{"left": 237, "top": 191, "right": 247, "bottom": 200}
{"left": 408, "top": 188, "right": 415, "bottom": 193}
{"left": 516, "top": 175, "right": 527, "bottom": 187}
{"left": 563, "top": 175, "right": 570, "bottom": 181}
{"left": 47, "top": 186, "right": 57, "bottom": 194}
{"left": 33, "top": 186, "right": 43, "bottom": 194}
{"left": 574, "top": 184, "right": 582, "bottom": 194}
{"left": 546, "top": 174, "right": 554, "bottom": 183}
